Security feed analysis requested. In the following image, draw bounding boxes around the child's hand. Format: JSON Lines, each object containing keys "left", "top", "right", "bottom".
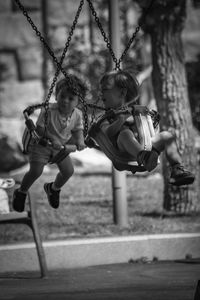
{"left": 118, "top": 114, "right": 129, "bottom": 121}
{"left": 76, "top": 141, "right": 86, "bottom": 151}
{"left": 117, "top": 113, "right": 130, "bottom": 125}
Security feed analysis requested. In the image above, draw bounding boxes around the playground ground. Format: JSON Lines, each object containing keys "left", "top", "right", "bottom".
{"left": 0, "top": 261, "right": 200, "bottom": 300}
{"left": 3, "top": 147, "right": 199, "bottom": 245}
{"left": 1, "top": 150, "right": 199, "bottom": 300}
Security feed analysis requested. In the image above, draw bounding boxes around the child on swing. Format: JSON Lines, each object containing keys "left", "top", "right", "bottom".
{"left": 100, "top": 70, "right": 195, "bottom": 186}
{"left": 13, "top": 75, "right": 87, "bottom": 212}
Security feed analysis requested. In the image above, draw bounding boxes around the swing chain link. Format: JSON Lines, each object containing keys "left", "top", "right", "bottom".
{"left": 87, "top": 0, "right": 141, "bottom": 71}
{"left": 87, "top": 0, "right": 120, "bottom": 70}
{"left": 43, "top": 0, "right": 85, "bottom": 136}
{"left": 118, "top": 26, "right": 140, "bottom": 65}
{"left": 14, "top": 0, "right": 60, "bottom": 67}
{"left": 87, "top": 0, "right": 155, "bottom": 70}
{"left": 118, "top": 0, "right": 156, "bottom": 66}
{"left": 14, "top": 0, "right": 88, "bottom": 137}
{"left": 15, "top": 0, "right": 155, "bottom": 137}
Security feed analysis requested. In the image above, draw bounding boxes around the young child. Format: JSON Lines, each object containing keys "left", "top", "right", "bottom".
{"left": 99, "top": 70, "right": 195, "bottom": 186}
{"left": 13, "top": 75, "right": 87, "bottom": 212}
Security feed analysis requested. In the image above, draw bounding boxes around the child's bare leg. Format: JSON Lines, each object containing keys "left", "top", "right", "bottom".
{"left": 151, "top": 131, "right": 181, "bottom": 166}
{"left": 152, "top": 131, "right": 195, "bottom": 185}
{"left": 13, "top": 161, "right": 45, "bottom": 212}
{"left": 117, "top": 129, "right": 143, "bottom": 157}
{"left": 20, "top": 162, "right": 45, "bottom": 192}
{"left": 54, "top": 155, "right": 74, "bottom": 190}
{"left": 44, "top": 155, "right": 74, "bottom": 209}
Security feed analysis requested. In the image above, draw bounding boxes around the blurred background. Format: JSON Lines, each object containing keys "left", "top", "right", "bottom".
{"left": 0, "top": 0, "right": 200, "bottom": 243}
{"left": 0, "top": 0, "right": 199, "bottom": 172}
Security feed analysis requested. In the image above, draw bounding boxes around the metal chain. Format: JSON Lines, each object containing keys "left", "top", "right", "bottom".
{"left": 15, "top": 0, "right": 155, "bottom": 135}
{"left": 87, "top": 0, "right": 155, "bottom": 70}
{"left": 87, "top": 0, "right": 120, "bottom": 70}
{"left": 43, "top": 0, "right": 85, "bottom": 137}
{"left": 14, "top": 0, "right": 89, "bottom": 137}
{"left": 90, "top": 107, "right": 97, "bottom": 127}
{"left": 118, "top": 26, "right": 140, "bottom": 65}
{"left": 119, "top": 0, "right": 155, "bottom": 64}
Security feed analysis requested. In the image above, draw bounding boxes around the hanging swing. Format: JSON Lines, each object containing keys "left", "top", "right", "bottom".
{"left": 15, "top": 0, "right": 87, "bottom": 164}
{"left": 85, "top": 0, "right": 158, "bottom": 173}
{"left": 15, "top": 0, "right": 157, "bottom": 172}
{"left": 85, "top": 104, "right": 160, "bottom": 173}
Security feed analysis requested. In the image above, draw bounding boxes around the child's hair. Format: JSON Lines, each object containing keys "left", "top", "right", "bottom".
{"left": 55, "top": 75, "right": 88, "bottom": 100}
{"left": 100, "top": 70, "right": 139, "bottom": 103}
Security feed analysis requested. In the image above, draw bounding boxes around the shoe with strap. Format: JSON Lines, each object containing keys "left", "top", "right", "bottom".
{"left": 169, "top": 164, "right": 195, "bottom": 186}
{"left": 44, "top": 182, "right": 60, "bottom": 209}
{"left": 137, "top": 147, "right": 159, "bottom": 172}
{"left": 12, "top": 188, "right": 27, "bottom": 212}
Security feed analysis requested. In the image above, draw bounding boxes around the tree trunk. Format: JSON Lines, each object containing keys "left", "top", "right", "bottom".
{"left": 140, "top": 0, "right": 199, "bottom": 212}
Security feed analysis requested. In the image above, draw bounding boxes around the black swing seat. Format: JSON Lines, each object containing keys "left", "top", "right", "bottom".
{"left": 85, "top": 105, "right": 159, "bottom": 174}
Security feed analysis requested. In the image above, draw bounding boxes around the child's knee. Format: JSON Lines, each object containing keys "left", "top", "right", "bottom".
{"left": 118, "top": 129, "right": 132, "bottom": 141}
{"left": 117, "top": 129, "right": 131, "bottom": 149}
{"left": 29, "top": 163, "right": 44, "bottom": 178}
{"left": 62, "top": 165, "right": 74, "bottom": 179}
{"left": 69, "top": 165, "right": 74, "bottom": 177}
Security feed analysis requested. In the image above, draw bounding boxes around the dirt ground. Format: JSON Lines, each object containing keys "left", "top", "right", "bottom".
{"left": 1, "top": 155, "right": 200, "bottom": 244}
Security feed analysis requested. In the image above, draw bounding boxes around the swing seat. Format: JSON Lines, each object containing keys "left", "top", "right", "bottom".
{"left": 86, "top": 105, "right": 159, "bottom": 174}
{"left": 86, "top": 127, "right": 146, "bottom": 173}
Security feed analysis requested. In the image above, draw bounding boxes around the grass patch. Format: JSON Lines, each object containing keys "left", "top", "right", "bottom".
{"left": 1, "top": 166, "right": 200, "bottom": 244}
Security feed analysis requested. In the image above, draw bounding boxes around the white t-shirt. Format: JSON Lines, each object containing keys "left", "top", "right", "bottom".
{"left": 36, "top": 103, "right": 84, "bottom": 147}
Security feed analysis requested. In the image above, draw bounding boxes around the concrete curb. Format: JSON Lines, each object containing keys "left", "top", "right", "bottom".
{"left": 0, "top": 233, "right": 200, "bottom": 272}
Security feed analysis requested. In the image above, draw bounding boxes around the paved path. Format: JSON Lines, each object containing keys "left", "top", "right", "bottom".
{"left": 0, "top": 261, "right": 199, "bottom": 300}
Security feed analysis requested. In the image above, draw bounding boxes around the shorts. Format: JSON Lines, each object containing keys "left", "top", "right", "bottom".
{"left": 28, "top": 142, "right": 60, "bottom": 164}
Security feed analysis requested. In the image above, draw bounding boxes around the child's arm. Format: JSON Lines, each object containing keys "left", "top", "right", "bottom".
{"left": 106, "top": 115, "right": 128, "bottom": 138}
{"left": 70, "top": 110, "right": 86, "bottom": 151}
{"left": 71, "top": 129, "right": 86, "bottom": 151}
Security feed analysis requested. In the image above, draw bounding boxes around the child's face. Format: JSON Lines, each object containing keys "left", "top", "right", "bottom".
{"left": 57, "top": 90, "right": 78, "bottom": 114}
{"left": 101, "top": 81, "right": 125, "bottom": 110}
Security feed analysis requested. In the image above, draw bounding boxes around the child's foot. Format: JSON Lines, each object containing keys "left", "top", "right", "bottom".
{"left": 44, "top": 182, "right": 60, "bottom": 209}
{"left": 12, "top": 188, "right": 27, "bottom": 212}
{"left": 137, "top": 148, "right": 159, "bottom": 172}
{"left": 169, "top": 164, "right": 195, "bottom": 186}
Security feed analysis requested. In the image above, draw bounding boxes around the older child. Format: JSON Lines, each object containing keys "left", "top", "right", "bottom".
{"left": 100, "top": 70, "right": 195, "bottom": 186}
{"left": 13, "top": 75, "right": 87, "bottom": 212}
